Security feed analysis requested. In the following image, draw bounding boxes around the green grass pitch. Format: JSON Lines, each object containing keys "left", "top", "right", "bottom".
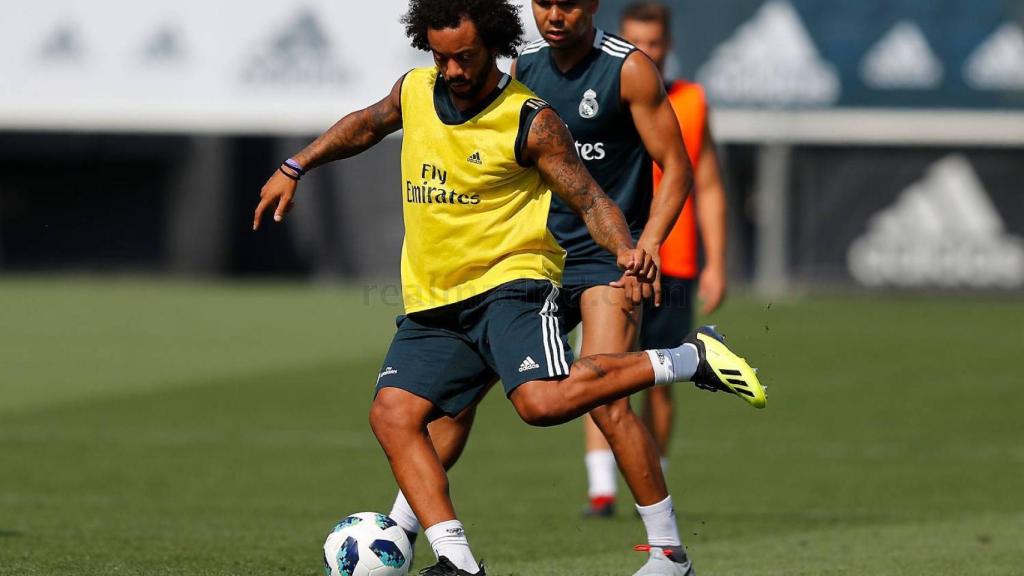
{"left": 1, "top": 277, "right": 1022, "bottom": 575}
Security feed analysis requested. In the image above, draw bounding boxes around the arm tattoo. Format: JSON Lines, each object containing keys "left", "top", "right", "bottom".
{"left": 294, "top": 81, "right": 403, "bottom": 170}
{"left": 305, "top": 100, "right": 400, "bottom": 167}
{"left": 575, "top": 358, "right": 608, "bottom": 378}
{"left": 530, "top": 110, "right": 633, "bottom": 255}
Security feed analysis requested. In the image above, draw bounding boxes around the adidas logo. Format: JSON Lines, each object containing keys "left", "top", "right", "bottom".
{"left": 377, "top": 367, "right": 399, "bottom": 382}
{"left": 519, "top": 356, "right": 541, "bottom": 373}
{"left": 39, "top": 22, "right": 84, "bottom": 63}
{"left": 141, "top": 25, "right": 184, "bottom": 64}
{"left": 240, "top": 10, "right": 345, "bottom": 85}
{"left": 861, "top": 21, "right": 943, "bottom": 90}
{"left": 964, "top": 23, "right": 1024, "bottom": 90}
{"left": 696, "top": 0, "right": 839, "bottom": 106}
{"left": 467, "top": 151, "right": 482, "bottom": 165}
{"left": 847, "top": 155, "right": 1024, "bottom": 289}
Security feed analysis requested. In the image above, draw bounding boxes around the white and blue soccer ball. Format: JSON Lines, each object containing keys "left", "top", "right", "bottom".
{"left": 323, "top": 512, "right": 412, "bottom": 576}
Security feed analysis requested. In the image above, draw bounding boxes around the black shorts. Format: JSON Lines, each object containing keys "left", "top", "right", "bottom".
{"left": 375, "top": 279, "right": 575, "bottom": 417}
{"left": 639, "top": 275, "right": 695, "bottom": 349}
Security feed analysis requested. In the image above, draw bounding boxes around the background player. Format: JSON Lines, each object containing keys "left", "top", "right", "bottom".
{"left": 581, "top": 0, "right": 732, "bottom": 518}
{"left": 253, "top": 1, "right": 764, "bottom": 575}
{"left": 517, "top": 2, "right": 701, "bottom": 574}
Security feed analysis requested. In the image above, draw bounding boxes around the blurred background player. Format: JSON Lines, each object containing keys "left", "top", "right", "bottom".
{"left": 581, "top": 0, "right": 731, "bottom": 518}
{"left": 516, "top": 12, "right": 698, "bottom": 576}
{"left": 516, "top": 9, "right": 697, "bottom": 558}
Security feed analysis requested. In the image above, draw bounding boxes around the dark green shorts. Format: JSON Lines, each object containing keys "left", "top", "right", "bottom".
{"left": 375, "top": 279, "right": 575, "bottom": 417}
{"left": 560, "top": 259, "right": 624, "bottom": 330}
{"left": 639, "top": 275, "right": 695, "bottom": 349}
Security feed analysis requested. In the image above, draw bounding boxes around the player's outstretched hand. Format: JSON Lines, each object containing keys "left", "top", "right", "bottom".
{"left": 614, "top": 246, "right": 657, "bottom": 280}
{"left": 612, "top": 272, "right": 643, "bottom": 305}
{"left": 637, "top": 240, "right": 663, "bottom": 307}
{"left": 253, "top": 170, "right": 298, "bottom": 231}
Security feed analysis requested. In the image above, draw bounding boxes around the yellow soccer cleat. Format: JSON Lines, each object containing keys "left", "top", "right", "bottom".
{"left": 685, "top": 325, "right": 767, "bottom": 409}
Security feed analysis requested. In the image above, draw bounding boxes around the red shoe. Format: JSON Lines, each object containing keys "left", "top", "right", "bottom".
{"left": 582, "top": 495, "right": 616, "bottom": 518}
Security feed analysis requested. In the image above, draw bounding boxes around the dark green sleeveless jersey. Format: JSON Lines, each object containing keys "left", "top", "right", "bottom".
{"left": 516, "top": 29, "right": 652, "bottom": 280}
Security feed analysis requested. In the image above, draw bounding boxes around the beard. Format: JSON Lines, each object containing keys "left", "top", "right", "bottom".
{"left": 446, "top": 58, "right": 496, "bottom": 99}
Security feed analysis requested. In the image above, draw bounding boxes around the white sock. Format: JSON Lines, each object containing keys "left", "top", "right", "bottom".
{"left": 585, "top": 449, "right": 618, "bottom": 498}
{"left": 425, "top": 520, "right": 479, "bottom": 573}
{"left": 636, "top": 495, "right": 682, "bottom": 547}
{"left": 646, "top": 344, "right": 699, "bottom": 385}
{"left": 389, "top": 491, "right": 420, "bottom": 534}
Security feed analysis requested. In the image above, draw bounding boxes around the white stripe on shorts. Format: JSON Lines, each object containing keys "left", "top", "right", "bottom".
{"left": 540, "top": 284, "right": 570, "bottom": 376}
{"left": 540, "top": 288, "right": 556, "bottom": 377}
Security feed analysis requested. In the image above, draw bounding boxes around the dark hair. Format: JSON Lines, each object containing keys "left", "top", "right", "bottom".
{"left": 620, "top": 2, "right": 672, "bottom": 39}
{"left": 402, "top": 0, "right": 525, "bottom": 59}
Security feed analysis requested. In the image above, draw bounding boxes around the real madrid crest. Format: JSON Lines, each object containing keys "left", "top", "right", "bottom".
{"left": 579, "top": 89, "right": 599, "bottom": 119}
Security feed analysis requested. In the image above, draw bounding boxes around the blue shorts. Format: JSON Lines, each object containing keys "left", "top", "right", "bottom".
{"left": 375, "top": 279, "right": 575, "bottom": 417}
{"left": 639, "top": 275, "right": 695, "bottom": 349}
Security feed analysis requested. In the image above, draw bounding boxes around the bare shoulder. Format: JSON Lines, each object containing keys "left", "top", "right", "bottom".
{"left": 620, "top": 50, "right": 666, "bottom": 104}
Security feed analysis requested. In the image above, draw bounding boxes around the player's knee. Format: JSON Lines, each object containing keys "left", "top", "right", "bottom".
{"left": 511, "top": 387, "right": 563, "bottom": 427}
{"left": 369, "top": 391, "right": 415, "bottom": 445}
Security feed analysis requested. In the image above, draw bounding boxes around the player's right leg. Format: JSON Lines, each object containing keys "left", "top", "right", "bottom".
{"left": 390, "top": 399, "right": 487, "bottom": 543}
{"left": 370, "top": 390, "right": 484, "bottom": 576}
{"left": 371, "top": 313, "right": 492, "bottom": 575}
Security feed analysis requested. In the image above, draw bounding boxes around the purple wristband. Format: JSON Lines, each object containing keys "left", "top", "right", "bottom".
{"left": 283, "top": 158, "right": 306, "bottom": 175}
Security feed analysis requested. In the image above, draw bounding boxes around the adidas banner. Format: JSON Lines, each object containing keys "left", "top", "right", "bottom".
{"left": 790, "top": 150, "right": 1024, "bottom": 289}
{"left": 595, "top": 0, "right": 1024, "bottom": 110}
{"left": 2, "top": 0, "right": 1023, "bottom": 133}
{"left": 0, "top": 0, "right": 438, "bottom": 134}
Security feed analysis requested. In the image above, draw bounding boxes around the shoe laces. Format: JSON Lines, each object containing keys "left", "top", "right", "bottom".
{"left": 633, "top": 544, "right": 674, "bottom": 557}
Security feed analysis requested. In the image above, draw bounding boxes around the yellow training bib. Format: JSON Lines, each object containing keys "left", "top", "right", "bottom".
{"left": 399, "top": 67, "right": 565, "bottom": 313}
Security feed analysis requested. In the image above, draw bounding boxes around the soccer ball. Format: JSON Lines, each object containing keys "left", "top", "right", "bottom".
{"left": 323, "top": 512, "right": 412, "bottom": 576}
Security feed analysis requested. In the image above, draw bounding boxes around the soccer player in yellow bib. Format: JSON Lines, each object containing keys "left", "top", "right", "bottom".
{"left": 254, "top": 1, "right": 763, "bottom": 574}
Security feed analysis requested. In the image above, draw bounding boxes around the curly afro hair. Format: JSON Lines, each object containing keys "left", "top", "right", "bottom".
{"left": 402, "top": 0, "right": 525, "bottom": 59}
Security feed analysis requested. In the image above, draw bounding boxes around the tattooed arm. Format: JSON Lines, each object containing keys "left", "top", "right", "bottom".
{"left": 253, "top": 75, "right": 404, "bottom": 229}
{"left": 291, "top": 75, "right": 404, "bottom": 169}
{"left": 526, "top": 107, "right": 655, "bottom": 281}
